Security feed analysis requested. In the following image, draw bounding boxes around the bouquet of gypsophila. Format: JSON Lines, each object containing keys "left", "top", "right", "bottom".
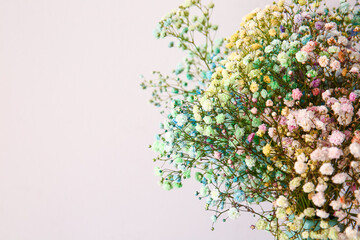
{"left": 142, "top": 0, "right": 360, "bottom": 239}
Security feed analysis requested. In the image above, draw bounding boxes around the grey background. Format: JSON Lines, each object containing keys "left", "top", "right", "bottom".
{"left": 0, "top": 0, "right": 336, "bottom": 239}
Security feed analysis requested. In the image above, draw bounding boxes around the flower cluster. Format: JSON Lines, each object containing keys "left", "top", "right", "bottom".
{"left": 143, "top": 0, "right": 360, "bottom": 239}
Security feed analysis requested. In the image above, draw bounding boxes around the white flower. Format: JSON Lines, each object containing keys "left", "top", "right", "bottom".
{"left": 303, "top": 208, "right": 315, "bottom": 217}
{"left": 350, "top": 142, "right": 360, "bottom": 159}
{"left": 175, "top": 113, "right": 187, "bottom": 126}
{"left": 312, "top": 192, "right": 326, "bottom": 207}
{"left": 296, "top": 51, "right": 308, "bottom": 63}
{"left": 276, "top": 208, "right": 287, "bottom": 219}
{"left": 319, "top": 162, "right": 334, "bottom": 175}
{"left": 345, "top": 226, "right": 360, "bottom": 239}
{"left": 265, "top": 45, "right": 274, "bottom": 53}
{"left": 338, "top": 36, "right": 348, "bottom": 46}
{"left": 276, "top": 195, "right": 289, "bottom": 208}
{"left": 332, "top": 172, "right": 348, "bottom": 184}
{"left": 228, "top": 207, "right": 240, "bottom": 219}
{"left": 200, "top": 97, "right": 213, "bottom": 112}
{"left": 303, "top": 182, "right": 315, "bottom": 193}
{"left": 289, "top": 177, "right": 302, "bottom": 191}
{"left": 211, "top": 189, "right": 220, "bottom": 200}
{"left": 297, "top": 153, "right": 307, "bottom": 162}
{"left": 316, "top": 209, "right": 330, "bottom": 219}
{"left": 316, "top": 183, "right": 327, "bottom": 192}
{"left": 255, "top": 219, "right": 268, "bottom": 230}
{"left": 330, "top": 200, "right": 342, "bottom": 211}
{"left": 294, "top": 161, "right": 307, "bottom": 174}
{"left": 302, "top": 232, "right": 309, "bottom": 239}
{"left": 310, "top": 148, "right": 328, "bottom": 161}
{"left": 320, "top": 220, "right": 329, "bottom": 229}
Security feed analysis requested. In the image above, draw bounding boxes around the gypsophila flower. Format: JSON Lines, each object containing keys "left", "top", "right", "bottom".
{"left": 145, "top": 0, "right": 360, "bottom": 238}
{"left": 319, "top": 163, "right": 334, "bottom": 175}
{"left": 228, "top": 207, "right": 240, "bottom": 219}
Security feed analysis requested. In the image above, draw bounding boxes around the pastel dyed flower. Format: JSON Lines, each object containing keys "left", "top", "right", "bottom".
{"left": 292, "top": 88, "right": 303, "bottom": 100}
{"left": 329, "top": 130, "right": 345, "bottom": 145}
{"left": 318, "top": 56, "right": 329, "bottom": 67}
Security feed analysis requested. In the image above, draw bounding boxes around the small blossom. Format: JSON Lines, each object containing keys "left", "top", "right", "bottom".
{"left": 316, "top": 209, "right": 330, "bottom": 219}
{"left": 318, "top": 56, "right": 329, "bottom": 67}
{"left": 276, "top": 195, "right": 289, "bottom": 208}
{"left": 303, "top": 182, "right": 315, "bottom": 193}
{"left": 312, "top": 192, "right": 326, "bottom": 207}
{"left": 228, "top": 207, "right": 240, "bottom": 219}
{"left": 350, "top": 142, "right": 360, "bottom": 158}
{"left": 332, "top": 173, "right": 349, "bottom": 184}
{"left": 329, "top": 130, "right": 345, "bottom": 145}
{"left": 292, "top": 88, "right": 303, "bottom": 100}
{"left": 319, "top": 162, "right": 334, "bottom": 175}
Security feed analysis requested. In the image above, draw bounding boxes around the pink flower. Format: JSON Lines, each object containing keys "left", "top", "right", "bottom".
{"left": 328, "top": 147, "right": 343, "bottom": 159}
{"left": 322, "top": 90, "right": 331, "bottom": 101}
{"left": 330, "top": 60, "right": 341, "bottom": 71}
{"left": 329, "top": 130, "right": 345, "bottom": 145}
{"left": 301, "top": 41, "right": 316, "bottom": 52}
{"left": 349, "top": 92, "right": 357, "bottom": 102}
{"left": 266, "top": 100, "right": 273, "bottom": 107}
{"left": 214, "top": 151, "right": 222, "bottom": 159}
{"left": 292, "top": 88, "right": 303, "bottom": 100}
{"left": 279, "top": 116, "right": 287, "bottom": 126}
{"left": 258, "top": 124, "right": 267, "bottom": 132}
{"left": 247, "top": 133, "right": 255, "bottom": 142}
{"left": 250, "top": 107, "right": 258, "bottom": 114}
{"left": 312, "top": 88, "right": 320, "bottom": 96}
{"left": 350, "top": 66, "right": 359, "bottom": 73}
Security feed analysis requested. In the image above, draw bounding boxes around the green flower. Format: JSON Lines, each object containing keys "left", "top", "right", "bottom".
{"left": 277, "top": 52, "right": 289, "bottom": 67}
{"left": 215, "top": 114, "right": 226, "bottom": 124}
{"left": 162, "top": 181, "right": 173, "bottom": 191}
{"left": 295, "top": 51, "right": 308, "bottom": 63}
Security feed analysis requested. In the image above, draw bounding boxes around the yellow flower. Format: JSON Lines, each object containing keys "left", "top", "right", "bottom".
{"left": 312, "top": 2, "right": 320, "bottom": 8}
{"left": 263, "top": 75, "right": 271, "bottom": 83}
{"left": 256, "top": 130, "right": 264, "bottom": 137}
{"left": 271, "top": 19, "right": 280, "bottom": 27}
{"left": 299, "top": 0, "right": 306, "bottom": 6}
{"left": 239, "top": 30, "right": 246, "bottom": 39}
{"left": 228, "top": 52, "right": 238, "bottom": 61}
{"left": 249, "top": 82, "right": 259, "bottom": 92}
{"left": 251, "top": 43, "right": 262, "bottom": 50}
{"left": 238, "top": 79, "right": 245, "bottom": 87}
{"left": 277, "top": 0, "right": 285, "bottom": 7}
{"left": 226, "top": 42, "right": 234, "bottom": 49}
{"left": 230, "top": 32, "right": 239, "bottom": 43}
{"left": 269, "top": 29, "right": 277, "bottom": 37}
{"left": 263, "top": 144, "right": 272, "bottom": 157}
{"left": 286, "top": 207, "right": 293, "bottom": 215}
{"left": 280, "top": 34, "right": 288, "bottom": 40}
{"left": 244, "top": 13, "right": 255, "bottom": 21}
{"left": 243, "top": 36, "right": 251, "bottom": 43}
